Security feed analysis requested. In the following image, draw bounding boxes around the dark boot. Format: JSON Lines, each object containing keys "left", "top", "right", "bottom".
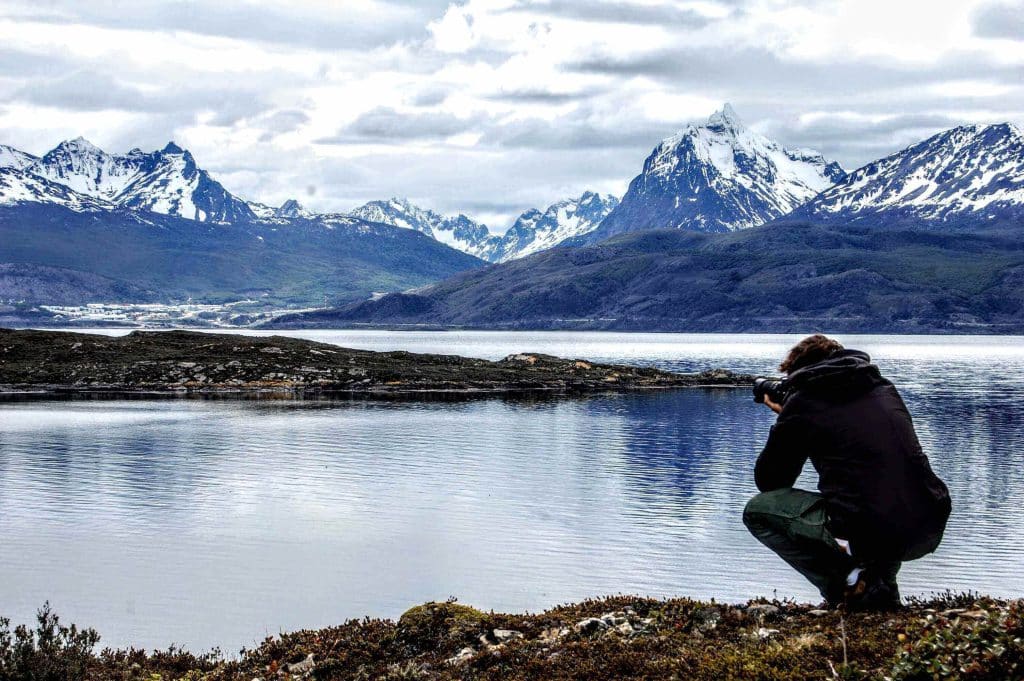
{"left": 845, "top": 564, "right": 903, "bottom": 612}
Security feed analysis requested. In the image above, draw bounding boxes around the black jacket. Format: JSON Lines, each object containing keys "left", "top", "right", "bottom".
{"left": 755, "top": 349, "right": 951, "bottom": 562}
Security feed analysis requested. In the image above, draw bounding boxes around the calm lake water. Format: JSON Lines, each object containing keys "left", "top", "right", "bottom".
{"left": 1, "top": 331, "right": 1022, "bottom": 652}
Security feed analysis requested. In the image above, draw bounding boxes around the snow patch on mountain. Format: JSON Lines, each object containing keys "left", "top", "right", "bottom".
{"left": 795, "top": 122, "right": 1024, "bottom": 225}
{"left": 588, "top": 104, "right": 845, "bottom": 241}
{"left": 348, "top": 198, "right": 501, "bottom": 260}
{"left": 493, "top": 192, "right": 619, "bottom": 261}
{"left": 0, "top": 145, "right": 38, "bottom": 171}
{"left": 348, "top": 193, "right": 619, "bottom": 262}
{"left": 6, "top": 138, "right": 255, "bottom": 223}
{"left": 0, "top": 167, "right": 111, "bottom": 211}
{"left": 275, "top": 199, "right": 314, "bottom": 219}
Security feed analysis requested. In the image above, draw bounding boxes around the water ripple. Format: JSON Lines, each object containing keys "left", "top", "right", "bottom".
{"left": 0, "top": 331, "right": 1021, "bottom": 652}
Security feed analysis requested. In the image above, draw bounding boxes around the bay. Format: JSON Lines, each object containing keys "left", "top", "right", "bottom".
{"left": 1, "top": 331, "right": 1021, "bottom": 652}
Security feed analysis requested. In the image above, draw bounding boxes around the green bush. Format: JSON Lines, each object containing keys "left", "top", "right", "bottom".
{"left": 891, "top": 600, "right": 1024, "bottom": 680}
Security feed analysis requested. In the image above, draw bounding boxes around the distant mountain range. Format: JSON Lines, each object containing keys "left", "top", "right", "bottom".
{"left": 349, "top": 198, "right": 500, "bottom": 261}
{"left": 283, "top": 110, "right": 1024, "bottom": 333}
{"left": 0, "top": 203, "right": 482, "bottom": 309}
{"left": 2, "top": 138, "right": 257, "bottom": 222}
{"left": 348, "top": 192, "right": 619, "bottom": 262}
{"left": 2, "top": 105, "right": 1022, "bottom": 331}
{"left": 790, "top": 122, "right": 1024, "bottom": 228}
{"left": 0, "top": 140, "right": 485, "bottom": 308}
{"left": 0, "top": 138, "right": 617, "bottom": 265}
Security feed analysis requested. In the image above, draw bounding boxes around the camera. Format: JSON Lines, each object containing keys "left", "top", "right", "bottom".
{"left": 753, "top": 377, "right": 788, "bottom": 405}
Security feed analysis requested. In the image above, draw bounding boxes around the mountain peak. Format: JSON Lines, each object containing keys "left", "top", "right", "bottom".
{"left": 56, "top": 137, "right": 103, "bottom": 154}
{"left": 796, "top": 119, "right": 1024, "bottom": 226}
{"left": 162, "top": 141, "right": 185, "bottom": 154}
{"left": 275, "top": 198, "right": 310, "bottom": 218}
{"left": 589, "top": 107, "right": 842, "bottom": 240}
{"left": 387, "top": 197, "right": 422, "bottom": 212}
{"left": 707, "top": 103, "right": 744, "bottom": 132}
{"left": 985, "top": 121, "right": 1022, "bottom": 140}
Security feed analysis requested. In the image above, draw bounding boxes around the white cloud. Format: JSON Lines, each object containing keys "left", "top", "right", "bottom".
{"left": 0, "top": 0, "right": 1021, "bottom": 228}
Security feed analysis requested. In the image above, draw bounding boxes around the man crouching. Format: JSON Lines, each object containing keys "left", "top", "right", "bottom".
{"left": 744, "top": 334, "right": 951, "bottom": 610}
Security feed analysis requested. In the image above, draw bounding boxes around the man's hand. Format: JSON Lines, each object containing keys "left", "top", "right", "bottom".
{"left": 763, "top": 394, "right": 783, "bottom": 415}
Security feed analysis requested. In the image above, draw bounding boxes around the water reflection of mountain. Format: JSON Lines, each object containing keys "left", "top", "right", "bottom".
{"left": 577, "top": 389, "right": 774, "bottom": 518}
{"left": 908, "top": 385, "right": 1024, "bottom": 513}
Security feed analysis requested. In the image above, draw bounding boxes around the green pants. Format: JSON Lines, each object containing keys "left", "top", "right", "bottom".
{"left": 743, "top": 488, "right": 900, "bottom": 602}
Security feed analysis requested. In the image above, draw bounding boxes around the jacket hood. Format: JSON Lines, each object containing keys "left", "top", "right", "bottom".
{"left": 785, "top": 349, "right": 885, "bottom": 401}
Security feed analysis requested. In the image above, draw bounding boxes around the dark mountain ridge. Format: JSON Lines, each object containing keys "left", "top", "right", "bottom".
{"left": 270, "top": 221, "right": 1024, "bottom": 333}
{"left": 0, "top": 203, "right": 482, "bottom": 307}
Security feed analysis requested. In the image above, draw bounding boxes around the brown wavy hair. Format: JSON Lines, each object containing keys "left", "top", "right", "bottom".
{"left": 779, "top": 334, "right": 844, "bottom": 374}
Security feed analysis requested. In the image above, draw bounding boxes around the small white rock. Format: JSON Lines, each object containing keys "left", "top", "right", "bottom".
{"left": 446, "top": 647, "right": 476, "bottom": 666}
{"left": 286, "top": 654, "right": 314, "bottom": 674}
{"left": 493, "top": 629, "right": 523, "bottom": 643}
{"left": 574, "top": 617, "right": 609, "bottom": 634}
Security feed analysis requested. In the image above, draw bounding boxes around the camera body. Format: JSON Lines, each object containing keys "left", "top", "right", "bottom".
{"left": 753, "top": 377, "right": 789, "bottom": 405}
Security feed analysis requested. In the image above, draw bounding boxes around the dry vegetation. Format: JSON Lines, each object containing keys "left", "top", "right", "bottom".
{"left": 4, "top": 594, "right": 1021, "bottom": 680}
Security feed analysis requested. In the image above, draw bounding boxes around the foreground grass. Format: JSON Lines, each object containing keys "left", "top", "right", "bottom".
{"left": 3, "top": 594, "right": 1021, "bottom": 680}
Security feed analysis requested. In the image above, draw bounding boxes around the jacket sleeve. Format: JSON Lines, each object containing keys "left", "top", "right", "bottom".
{"left": 754, "top": 413, "right": 812, "bottom": 492}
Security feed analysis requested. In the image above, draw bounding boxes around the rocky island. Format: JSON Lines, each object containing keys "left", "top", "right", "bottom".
{"left": 0, "top": 328, "right": 752, "bottom": 395}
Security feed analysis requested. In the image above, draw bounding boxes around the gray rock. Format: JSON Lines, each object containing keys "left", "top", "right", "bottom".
{"left": 574, "top": 617, "right": 609, "bottom": 635}
{"left": 600, "top": 612, "right": 628, "bottom": 627}
{"left": 445, "top": 647, "right": 476, "bottom": 666}
{"left": 540, "top": 626, "right": 569, "bottom": 642}
{"left": 692, "top": 607, "right": 721, "bottom": 632}
{"left": 493, "top": 629, "right": 523, "bottom": 643}
{"left": 286, "top": 654, "right": 314, "bottom": 675}
{"left": 746, "top": 604, "right": 780, "bottom": 618}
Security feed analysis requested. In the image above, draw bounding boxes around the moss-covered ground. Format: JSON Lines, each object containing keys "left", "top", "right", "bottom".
{"left": 3, "top": 594, "right": 1021, "bottom": 680}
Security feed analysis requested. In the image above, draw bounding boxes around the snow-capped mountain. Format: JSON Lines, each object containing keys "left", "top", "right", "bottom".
{"left": 348, "top": 198, "right": 500, "bottom": 260}
{"left": 791, "top": 122, "right": 1024, "bottom": 227}
{"left": 0, "top": 144, "right": 37, "bottom": 171}
{"left": 2, "top": 138, "right": 255, "bottom": 223}
{"left": 491, "top": 192, "right": 619, "bottom": 261}
{"left": 0, "top": 167, "right": 111, "bottom": 211}
{"left": 275, "top": 199, "right": 314, "bottom": 219}
{"left": 583, "top": 104, "right": 844, "bottom": 243}
{"left": 247, "top": 198, "right": 317, "bottom": 221}
{"left": 348, "top": 193, "right": 619, "bottom": 262}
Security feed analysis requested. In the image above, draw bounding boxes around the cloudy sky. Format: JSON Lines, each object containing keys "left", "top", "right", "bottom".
{"left": 1, "top": 0, "right": 1022, "bottom": 230}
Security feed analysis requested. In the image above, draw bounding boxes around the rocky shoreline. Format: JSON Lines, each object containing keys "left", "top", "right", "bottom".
{"left": 3, "top": 595, "right": 1020, "bottom": 680}
{"left": 0, "top": 328, "right": 754, "bottom": 396}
